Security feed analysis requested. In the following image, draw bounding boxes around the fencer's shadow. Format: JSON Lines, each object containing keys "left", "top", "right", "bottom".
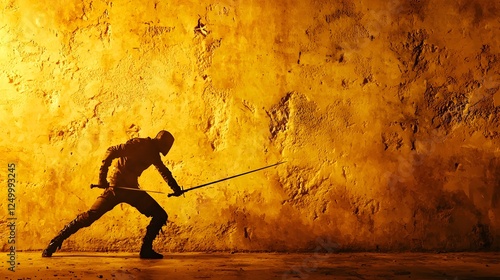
{"left": 46, "top": 253, "right": 235, "bottom": 260}
{"left": 47, "top": 254, "right": 137, "bottom": 259}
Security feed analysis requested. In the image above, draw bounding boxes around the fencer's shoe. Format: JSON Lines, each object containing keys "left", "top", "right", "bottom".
{"left": 41, "top": 216, "right": 85, "bottom": 257}
{"left": 140, "top": 245, "right": 164, "bottom": 259}
{"left": 140, "top": 218, "right": 165, "bottom": 259}
{"left": 42, "top": 238, "right": 63, "bottom": 257}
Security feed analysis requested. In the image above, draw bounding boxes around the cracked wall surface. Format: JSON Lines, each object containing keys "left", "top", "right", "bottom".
{"left": 1, "top": 0, "right": 500, "bottom": 252}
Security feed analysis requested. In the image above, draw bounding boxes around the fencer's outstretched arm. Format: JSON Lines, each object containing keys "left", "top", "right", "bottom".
{"left": 154, "top": 160, "right": 182, "bottom": 194}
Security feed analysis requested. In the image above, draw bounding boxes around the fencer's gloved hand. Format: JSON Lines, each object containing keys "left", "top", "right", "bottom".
{"left": 172, "top": 188, "right": 184, "bottom": 197}
{"left": 170, "top": 184, "right": 184, "bottom": 197}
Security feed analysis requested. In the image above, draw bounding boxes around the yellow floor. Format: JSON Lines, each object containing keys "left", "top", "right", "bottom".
{"left": 2, "top": 252, "right": 500, "bottom": 280}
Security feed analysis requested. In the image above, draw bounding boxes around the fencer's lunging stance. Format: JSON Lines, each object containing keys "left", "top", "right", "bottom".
{"left": 42, "top": 130, "right": 183, "bottom": 259}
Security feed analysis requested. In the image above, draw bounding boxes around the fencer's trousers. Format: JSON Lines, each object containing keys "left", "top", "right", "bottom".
{"left": 53, "top": 187, "right": 167, "bottom": 249}
{"left": 81, "top": 187, "right": 168, "bottom": 229}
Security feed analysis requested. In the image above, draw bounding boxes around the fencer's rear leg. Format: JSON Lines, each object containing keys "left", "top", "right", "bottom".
{"left": 42, "top": 211, "right": 99, "bottom": 257}
{"left": 140, "top": 208, "right": 168, "bottom": 259}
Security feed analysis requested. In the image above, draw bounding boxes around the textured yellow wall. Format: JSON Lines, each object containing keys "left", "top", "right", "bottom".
{"left": 1, "top": 0, "right": 500, "bottom": 252}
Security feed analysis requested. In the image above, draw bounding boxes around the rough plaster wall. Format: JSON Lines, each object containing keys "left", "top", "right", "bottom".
{"left": 0, "top": 0, "right": 499, "bottom": 252}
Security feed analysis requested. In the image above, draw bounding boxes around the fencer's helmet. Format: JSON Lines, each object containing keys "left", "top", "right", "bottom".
{"left": 155, "top": 130, "right": 174, "bottom": 156}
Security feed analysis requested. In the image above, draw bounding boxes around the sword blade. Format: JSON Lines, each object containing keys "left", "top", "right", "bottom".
{"left": 93, "top": 161, "right": 286, "bottom": 197}
{"left": 114, "top": 187, "right": 166, "bottom": 194}
{"left": 182, "top": 161, "right": 286, "bottom": 194}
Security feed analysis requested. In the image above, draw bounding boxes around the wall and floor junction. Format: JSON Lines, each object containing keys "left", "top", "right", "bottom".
{"left": 1, "top": 0, "right": 499, "bottom": 254}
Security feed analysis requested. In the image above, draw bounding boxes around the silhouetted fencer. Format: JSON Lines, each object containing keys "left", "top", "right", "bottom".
{"left": 42, "top": 130, "right": 183, "bottom": 259}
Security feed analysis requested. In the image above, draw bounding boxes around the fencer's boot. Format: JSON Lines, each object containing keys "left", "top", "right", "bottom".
{"left": 42, "top": 217, "right": 85, "bottom": 257}
{"left": 140, "top": 240, "right": 163, "bottom": 259}
{"left": 140, "top": 222, "right": 164, "bottom": 259}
